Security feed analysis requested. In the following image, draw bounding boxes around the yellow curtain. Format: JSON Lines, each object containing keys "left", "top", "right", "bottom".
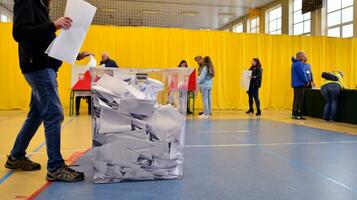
{"left": 0, "top": 23, "right": 356, "bottom": 110}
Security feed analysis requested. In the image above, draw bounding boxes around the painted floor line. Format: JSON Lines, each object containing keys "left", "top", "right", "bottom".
{"left": 27, "top": 148, "right": 91, "bottom": 200}
{"left": 262, "top": 117, "right": 357, "bottom": 135}
{"left": 0, "top": 118, "right": 75, "bottom": 185}
{"left": 230, "top": 133, "right": 357, "bottom": 194}
{"left": 259, "top": 145, "right": 357, "bottom": 193}
{"left": 0, "top": 148, "right": 88, "bottom": 158}
{"left": 184, "top": 140, "right": 357, "bottom": 148}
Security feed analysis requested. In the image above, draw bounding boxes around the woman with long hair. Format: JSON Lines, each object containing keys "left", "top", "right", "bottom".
{"left": 246, "top": 58, "right": 263, "bottom": 116}
{"left": 198, "top": 56, "right": 215, "bottom": 119}
{"left": 178, "top": 60, "right": 188, "bottom": 68}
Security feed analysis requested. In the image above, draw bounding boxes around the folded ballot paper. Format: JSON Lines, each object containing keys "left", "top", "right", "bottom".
{"left": 46, "top": 0, "right": 97, "bottom": 64}
{"left": 91, "top": 68, "right": 189, "bottom": 183}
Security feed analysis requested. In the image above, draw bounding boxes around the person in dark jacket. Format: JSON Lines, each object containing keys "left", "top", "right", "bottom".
{"left": 246, "top": 58, "right": 263, "bottom": 116}
{"left": 291, "top": 52, "right": 309, "bottom": 120}
{"left": 5, "top": 0, "right": 92, "bottom": 182}
{"left": 100, "top": 52, "right": 118, "bottom": 68}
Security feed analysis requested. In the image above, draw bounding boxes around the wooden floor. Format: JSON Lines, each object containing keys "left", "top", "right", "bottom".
{"left": 0, "top": 109, "right": 356, "bottom": 200}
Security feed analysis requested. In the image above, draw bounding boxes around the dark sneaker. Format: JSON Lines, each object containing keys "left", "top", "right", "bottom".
{"left": 46, "top": 165, "right": 84, "bottom": 182}
{"left": 5, "top": 155, "right": 41, "bottom": 171}
{"left": 291, "top": 115, "right": 306, "bottom": 120}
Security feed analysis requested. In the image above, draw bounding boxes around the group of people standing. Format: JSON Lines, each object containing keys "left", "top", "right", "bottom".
{"left": 181, "top": 56, "right": 264, "bottom": 119}
{"left": 186, "top": 52, "right": 345, "bottom": 123}
{"left": 178, "top": 56, "right": 215, "bottom": 119}
{"left": 291, "top": 52, "right": 345, "bottom": 122}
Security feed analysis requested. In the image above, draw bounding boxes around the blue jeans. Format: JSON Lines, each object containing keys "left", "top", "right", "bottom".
{"left": 201, "top": 87, "right": 212, "bottom": 115}
{"left": 10, "top": 69, "right": 64, "bottom": 171}
{"left": 321, "top": 83, "right": 341, "bottom": 121}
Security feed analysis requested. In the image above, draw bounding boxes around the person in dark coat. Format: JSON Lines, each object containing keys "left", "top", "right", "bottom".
{"left": 246, "top": 58, "right": 263, "bottom": 116}
{"left": 100, "top": 52, "right": 118, "bottom": 68}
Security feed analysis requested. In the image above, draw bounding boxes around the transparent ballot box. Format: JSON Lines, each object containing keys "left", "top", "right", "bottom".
{"left": 90, "top": 67, "right": 192, "bottom": 183}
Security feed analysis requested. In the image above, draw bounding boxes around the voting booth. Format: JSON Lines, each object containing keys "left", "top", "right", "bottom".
{"left": 90, "top": 67, "right": 192, "bottom": 183}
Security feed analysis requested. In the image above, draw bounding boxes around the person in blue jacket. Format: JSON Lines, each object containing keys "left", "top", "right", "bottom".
{"left": 291, "top": 52, "right": 309, "bottom": 120}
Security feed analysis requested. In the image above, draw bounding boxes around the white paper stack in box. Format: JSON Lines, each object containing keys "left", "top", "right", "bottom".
{"left": 90, "top": 67, "right": 192, "bottom": 183}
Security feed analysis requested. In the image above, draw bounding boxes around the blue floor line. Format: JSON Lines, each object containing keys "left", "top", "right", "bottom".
{"left": 230, "top": 133, "right": 357, "bottom": 193}
{"left": 0, "top": 118, "right": 74, "bottom": 185}
{"left": 258, "top": 146, "right": 357, "bottom": 193}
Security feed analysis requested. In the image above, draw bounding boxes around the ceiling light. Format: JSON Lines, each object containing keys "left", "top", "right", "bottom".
{"left": 181, "top": 11, "right": 198, "bottom": 17}
{"left": 142, "top": 10, "right": 160, "bottom": 14}
{"left": 219, "top": 13, "right": 235, "bottom": 17}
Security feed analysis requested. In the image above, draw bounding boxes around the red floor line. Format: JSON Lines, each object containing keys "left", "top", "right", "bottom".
{"left": 26, "top": 148, "right": 91, "bottom": 200}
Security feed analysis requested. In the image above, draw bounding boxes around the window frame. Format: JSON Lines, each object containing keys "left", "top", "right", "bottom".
{"left": 266, "top": 5, "right": 282, "bottom": 35}
{"left": 292, "top": 0, "right": 311, "bottom": 35}
{"left": 248, "top": 17, "right": 260, "bottom": 33}
{"left": 326, "top": 0, "right": 354, "bottom": 38}
{"left": 233, "top": 22, "right": 244, "bottom": 33}
{"left": 0, "top": 13, "right": 8, "bottom": 22}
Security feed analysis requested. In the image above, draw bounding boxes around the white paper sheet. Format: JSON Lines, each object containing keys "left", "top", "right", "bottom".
{"left": 98, "top": 108, "right": 132, "bottom": 134}
{"left": 241, "top": 70, "right": 252, "bottom": 91}
{"left": 127, "top": 85, "right": 146, "bottom": 99}
{"left": 97, "top": 74, "right": 128, "bottom": 96}
{"left": 86, "top": 56, "right": 97, "bottom": 67}
{"left": 147, "top": 104, "right": 185, "bottom": 142}
{"left": 46, "top": 0, "right": 97, "bottom": 64}
{"left": 118, "top": 99, "right": 156, "bottom": 116}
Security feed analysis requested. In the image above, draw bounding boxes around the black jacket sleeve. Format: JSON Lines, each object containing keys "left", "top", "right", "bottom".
{"left": 107, "top": 59, "right": 118, "bottom": 68}
{"left": 12, "top": 0, "right": 56, "bottom": 43}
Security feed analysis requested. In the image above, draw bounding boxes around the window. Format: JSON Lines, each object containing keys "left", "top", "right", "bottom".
{"left": 266, "top": 6, "right": 282, "bottom": 34}
{"left": 233, "top": 23, "right": 243, "bottom": 33}
{"left": 248, "top": 17, "right": 259, "bottom": 33}
{"left": 293, "top": 0, "right": 311, "bottom": 35}
{"left": 1, "top": 14, "right": 8, "bottom": 22}
{"left": 327, "top": 0, "right": 354, "bottom": 38}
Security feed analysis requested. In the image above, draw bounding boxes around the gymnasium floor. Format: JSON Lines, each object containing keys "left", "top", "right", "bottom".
{"left": 0, "top": 110, "right": 357, "bottom": 200}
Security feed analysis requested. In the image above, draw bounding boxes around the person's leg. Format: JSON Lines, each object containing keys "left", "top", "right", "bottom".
{"left": 27, "top": 69, "right": 83, "bottom": 181}
{"left": 248, "top": 89, "right": 254, "bottom": 112}
{"left": 296, "top": 87, "right": 305, "bottom": 116}
{"left": 253, "top": 88, "right": 261, "bottom": 115}
{"left": 201, "top": 87, "right": 209, "bottom": 116}
{"left": 329, "top": 84, "right": 341, "bottom": 121}
{"left": 10, "top": 93, "right": 42, "bottom": 158}
{"left": 292, "top": 88, "right": 298, "bottom": 116}
{"left": 321, "top": 85, "right": 330, "bottom": 120}
{"left": 208, "top": 88, "right": 212, "bottom": 115}
{"left": 5, "top": 92, "right": 43, "bottom": 171}
{"left": 24, "top": 69, "right": 65, "bottom": 172}
{"left": 86, "top": 96, "right": 92, "bottom": 115}
{"left": 321, "top": 85, "right": 330, "bottom": 121}
{"left": 75, "top": 96, "right": 81, "bottom": 115}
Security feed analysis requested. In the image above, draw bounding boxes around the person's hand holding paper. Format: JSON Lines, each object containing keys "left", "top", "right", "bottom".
{"left": 46, "top": 0, "right": 97, "bottom": 64}
{"left": 54, "top": 17, "right": 73, "bottom": 30}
